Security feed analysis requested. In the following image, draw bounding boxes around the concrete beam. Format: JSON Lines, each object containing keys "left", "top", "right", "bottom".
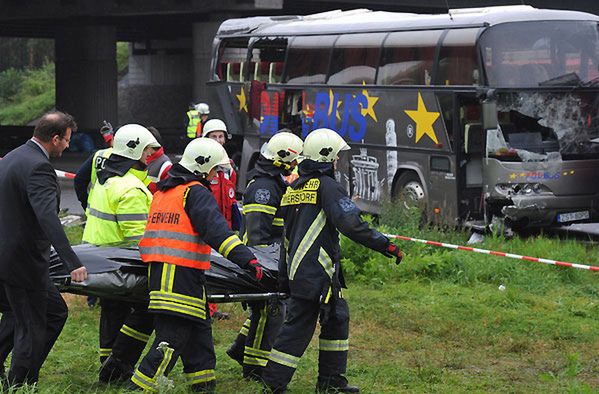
{"left": 55, "top": 25, "right": 118, "bottom": 131}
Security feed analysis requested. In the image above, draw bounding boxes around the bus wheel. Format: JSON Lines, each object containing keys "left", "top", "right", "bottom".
{"left": 393, "top": 172, "right": 426, "bottom": 209}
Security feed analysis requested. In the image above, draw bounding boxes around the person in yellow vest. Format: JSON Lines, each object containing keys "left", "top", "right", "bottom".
{"left": 131, "top": 138, "right": 263, "bottom": 393}
{"left": 186, "top": 102, "right": 210, "bottom": 139}
{"left": 82, "top": 124, "right": 161, "bottom": 381}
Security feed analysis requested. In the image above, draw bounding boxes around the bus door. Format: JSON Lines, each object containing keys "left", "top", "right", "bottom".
{"left": 456, "top": 94, "right": 486, "bottom": 223}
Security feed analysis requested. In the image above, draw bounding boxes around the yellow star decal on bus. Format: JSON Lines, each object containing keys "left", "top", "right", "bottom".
{"left": 328, "top": 89, "right": 342, "bottom": 121}
{"left": 404, "top": 92, "right": 440, "bottom": 144}
{"left": 236, "top": 87, "right": 248, "bottom": 112}
{"left": 360, "top": 83, "right": 379, "bottom": 122}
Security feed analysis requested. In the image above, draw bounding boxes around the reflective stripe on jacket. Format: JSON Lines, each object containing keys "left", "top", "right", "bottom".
{"left": 186, "top": 110, "right": 200, "bottom": 138}
{"left": 139, "top": 181, "right": 212, "bottom": 270}
{"left": 82, "top": 168, "right": 152, "bottom": 246}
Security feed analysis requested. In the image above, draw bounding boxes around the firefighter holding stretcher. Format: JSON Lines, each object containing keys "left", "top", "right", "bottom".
{"left": 131, "top": 138, "right": 262, "bottom": 393}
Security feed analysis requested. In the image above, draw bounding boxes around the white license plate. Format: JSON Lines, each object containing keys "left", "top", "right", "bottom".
{"left": 558, "top": 210, "right": 590, "bottom": 223}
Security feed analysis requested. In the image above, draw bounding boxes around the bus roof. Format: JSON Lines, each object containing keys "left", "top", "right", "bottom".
{"left": 216, "top": 5, "right": 599, "bottom": 37}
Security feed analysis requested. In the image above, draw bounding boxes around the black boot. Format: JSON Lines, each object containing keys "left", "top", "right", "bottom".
{"left": 99, "top": 354, "right": 134, "bottom": 383}
{"left": 226, "top": 342, "right": 244, "bottom": 367}
{"left": 316, "top": 375, "right": 360, "bottom": 393}
{"left": 191, "top": 380, "right": 216, "bottom": 393}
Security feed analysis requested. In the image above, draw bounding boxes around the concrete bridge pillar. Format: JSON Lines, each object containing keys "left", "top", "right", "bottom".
{"left": 55, "top": 25, "right": 117, "bottom": 132}
{"left": 192, "top": 21, "right": 221, "bottom": 105}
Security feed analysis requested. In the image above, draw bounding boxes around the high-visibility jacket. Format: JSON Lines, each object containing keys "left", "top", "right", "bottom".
{"left": 87, "top": 148, "right": 113, "bottom": 203}
{"left": 82, "top": 168, "right": 152, "bottom": 246}
{"left": 139, "top": 181, "right": 212, "bottom": 270}
{"left": 186, "top": 110, "right": 201, "bottom": 138}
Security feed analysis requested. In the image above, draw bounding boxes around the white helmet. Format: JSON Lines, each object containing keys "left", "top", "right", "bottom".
{"left": 202, "top": 118, "right": 230, "bottom": 139}
{"left": 112, "top": 124, "right": 161, "bottom": 161}
{"left": 262, "top": 132, "right": 303, "bottom": 168}
{"left": 195, "top": 103, "right": 210, "bottom": 115}
{"left": 303, "top": 128, "right": 350, "bottom": 163}
{"left": 179, "top": 137, "right": 231, "bottom": 177}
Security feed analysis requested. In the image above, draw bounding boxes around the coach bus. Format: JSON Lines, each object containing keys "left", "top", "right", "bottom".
{"left": 207, "top": 5, "right": 599, "bottom": 229}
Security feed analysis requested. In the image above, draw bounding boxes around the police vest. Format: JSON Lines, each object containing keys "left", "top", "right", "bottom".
{"left": 139, "top": 181, "right": 212, "bottom": 270}
{"left": 82, "top": 168, "right": 152, "bottom": 246}
{"left": 186, "top": 110, "right": 200, "bottom": 138}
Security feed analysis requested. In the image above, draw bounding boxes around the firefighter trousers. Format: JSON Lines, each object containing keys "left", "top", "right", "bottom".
{"left": 261, "top": 296, "right": 349, "bottom": 390}
{"left": 228, "top": 299, "right": 286, "bottom": 377}
{"left": 99, "top": 298, "right": 153, "bottom": 365}
{"left": 131, "top": 313, "right": 216, "bottom": 393}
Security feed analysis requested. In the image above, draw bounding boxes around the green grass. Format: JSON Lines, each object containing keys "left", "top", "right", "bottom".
{"left": 11, "top": 205, "right": 599, "bottom": 392}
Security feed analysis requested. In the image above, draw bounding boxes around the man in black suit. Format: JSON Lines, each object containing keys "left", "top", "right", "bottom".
{"left": 0, "top": 111, "right": 88, "bottom": 387}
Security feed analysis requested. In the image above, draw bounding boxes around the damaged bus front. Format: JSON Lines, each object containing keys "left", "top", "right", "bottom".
{"left": 479, "top": 20, "right": 599, "bottom": 227}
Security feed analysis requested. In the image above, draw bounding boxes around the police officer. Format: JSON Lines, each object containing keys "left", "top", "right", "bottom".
{"left": 131, "top": 138, "right": 263, "bottom": 393}
{"left": 261, "top": 128, "right": 403, "bottom": 393}
{"left": 226, "top": 131, "right": 304, "bottom": 380}
{"left": 82, "top": 124, "right": 161, "bottom": 381}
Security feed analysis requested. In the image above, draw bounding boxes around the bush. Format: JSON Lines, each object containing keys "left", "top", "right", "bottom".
{"left": 0, "top": 68, "right": 24, "bottom": 101}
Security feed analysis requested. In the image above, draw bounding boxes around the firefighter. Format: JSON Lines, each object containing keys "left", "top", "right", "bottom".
{"left": 131, "top": 138, "right": 263, "bottom": 393}
{"left": 226, "top": 131, "right": 304, "bottom": 381}
{"left": 186, "top": 102, "right": 209, "bottom": 139}
{"left": 81, "top": 124, "right": 160, "bottom": 381}
{"left": 261, "top": 128, "right": 403, "bottom": 393}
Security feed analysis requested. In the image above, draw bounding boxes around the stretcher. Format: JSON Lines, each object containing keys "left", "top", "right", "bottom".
{"left": 49, "top": 243, "right": 286, "bottom": 303}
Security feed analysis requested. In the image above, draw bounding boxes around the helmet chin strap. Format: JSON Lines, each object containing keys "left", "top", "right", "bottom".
{"left": 273, "top": 160, "right": 292, "bottom": 171}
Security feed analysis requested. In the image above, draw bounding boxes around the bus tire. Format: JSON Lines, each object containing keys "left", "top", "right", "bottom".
{"left": 393, "top": 171, "right": 426, "bottom": 206}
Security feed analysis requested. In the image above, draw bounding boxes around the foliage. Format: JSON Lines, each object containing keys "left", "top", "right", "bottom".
{"left": 0, "top": 63, "right": 55, "bottom": 125}
{"left": 116, "top": 42, "right": 129, "bottom": 74}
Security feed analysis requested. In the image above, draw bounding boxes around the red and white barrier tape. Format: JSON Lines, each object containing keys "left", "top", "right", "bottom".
{"left": 385, "top": 233, "right": 599, "bottom": 272}
{"left": 55, "top": 169, "right": 75, "bottom": 179}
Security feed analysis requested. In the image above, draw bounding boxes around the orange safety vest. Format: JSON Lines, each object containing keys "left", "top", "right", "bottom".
{"left": 139, "top": 181, "right": 211, "bottom": 270}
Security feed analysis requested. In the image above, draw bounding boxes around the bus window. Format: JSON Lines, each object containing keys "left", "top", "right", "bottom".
{"left": 284, "top": 35, "right": 337, "bottom": 84}
{"left": 377, "top": 30, "right": 443, "bottom": 86}
{"left": 216, "top": 38, "right": 249, "bottom": 82}
{"left": 249, "top": 38, "right": 287, "bottom": 83}
{"left": 437, "top": 28, "right": 481, "bottom": 85}
{"left": 328, "top": 33, "right": 386, "bottom": 85}
{"left": 480, "top": 21, "right": 599, "bottom": 87}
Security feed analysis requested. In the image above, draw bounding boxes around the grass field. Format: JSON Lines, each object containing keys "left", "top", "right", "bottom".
{"left": 8, "top": 210, "right": 599, "bottom": 393}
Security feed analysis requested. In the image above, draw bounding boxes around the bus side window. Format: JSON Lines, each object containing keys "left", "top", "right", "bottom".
{"left": 328, "top": 33, "right": 385, "bottom": 85}
{"left": 284, "top": 35, "right": 337, "bottom": 84}
{"left": 250, "top": 39, "right": 287, "bottom": 83}
{"left": 217, "top": 39, "right": 249, "bottom": 82}
{"left": 377, "top": 30, "right": 442, "bottom": 86}
{"left": 437, "top": 28, "right": 481, "bottom": 86}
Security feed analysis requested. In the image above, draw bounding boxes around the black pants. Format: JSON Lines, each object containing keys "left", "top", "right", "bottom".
{"left": 131, "top": 314, "right": 216, "bottom": 392}
{"left": 228, "top": 299, "right": 286, "bottom": 377}
{"left": 99, "top": 298, "right": 153, "bottom": 366}
{"left": 0, "top": 281, "right": 68, "bottom": 385}
{"left": 261, "top": 296, "right": 349, "bottom": 390}
{"left": 0, "top": 311, "right": 15, "bottom": 373}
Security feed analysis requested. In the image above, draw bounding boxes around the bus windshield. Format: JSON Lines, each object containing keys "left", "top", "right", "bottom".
{"left": 487, "top": 91, "right": 599, "bottom": 161}
{"left": 480, "top": 21, "right": 599, "bottom": 87}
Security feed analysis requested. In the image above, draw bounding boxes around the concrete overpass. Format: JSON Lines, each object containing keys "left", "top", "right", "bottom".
{"left": 1, "top": 0, "right": 598, "bottom": 151}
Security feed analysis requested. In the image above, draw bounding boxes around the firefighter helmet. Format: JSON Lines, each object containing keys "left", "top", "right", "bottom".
{"left": 179, "top": 137, "right": 231, "bottom": 177}
{"left": 195, "top": 102, "right": 210, "bottom": 115}
{"left": 302, "top": 128, "right": 350, "bottom": 163}
{"left": 112, "top": 124, "right": 161, "bottom": 161}
{"left": 261, "top": 131, "right": 303, "bottom": 168}
{"left": 201, "top": 118, "right": 230, "bottom": 139}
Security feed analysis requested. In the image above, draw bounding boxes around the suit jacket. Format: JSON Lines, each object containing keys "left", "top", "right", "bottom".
{"left": 0, "top": 140, "right": 82, "bottom": 289}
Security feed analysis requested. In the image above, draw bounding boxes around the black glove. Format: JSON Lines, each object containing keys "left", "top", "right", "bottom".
{"left": 387, "top": 243, "right": 403, "bottom": 265}
{"left": 247, "top": 258, "right": 263, "bottom": 281}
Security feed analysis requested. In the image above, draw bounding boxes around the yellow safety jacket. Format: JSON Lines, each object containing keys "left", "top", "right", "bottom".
{"left": 82, "top": 168, "right": 152, "bottom": 246}
{"left": 87, "top": 148, "right": 113, "bottom": 204}
{"left": 186, "top": 110, "right": 201, "bottom": 138}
